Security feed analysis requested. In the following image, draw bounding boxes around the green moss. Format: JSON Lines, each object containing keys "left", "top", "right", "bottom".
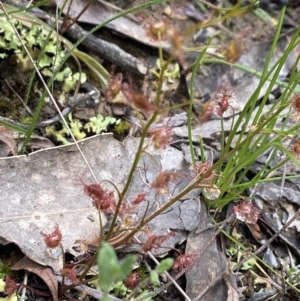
{"left": 113, "top": 121, "right": 131, "bottom": 135}
{"left": 0, "top": 98, "right": 14, "bottom": 114}
{"left": 20, "top": 116, "right": 33, "bottom": 124}
{"left": 0, "top": 262, "right": 11, "bottom": 279}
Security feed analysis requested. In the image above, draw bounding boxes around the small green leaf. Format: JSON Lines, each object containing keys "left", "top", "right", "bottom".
{"left": 289, "top": 267, "right": 299, "bottom": 275}
{"left": 155, "top": 258, "right": 174, "bottom": 274}
{"left": 98, "top": 242, "right": 121, "bottom": 293}
{"left": 119, "top": 254, "right": 137, "bottom": 280}
{"left": 0, "top": 118, "right": 28, "bottom": 134}
{"left": 226, "top": 246, "right": 237, "bottom": 256}
{"left": 98, "top": 242, "right": 136, "bottom": 294}
{"left": 112, "top": 281, "right": 128, "bottom": 296}
{"left": 241, "top": 258, "right": 255, "bottom": 270}
{"left": 150, "top": 271, "right": 159, "bottom": 284}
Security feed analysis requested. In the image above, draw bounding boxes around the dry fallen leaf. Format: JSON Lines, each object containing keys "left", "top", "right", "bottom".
{"left": 12, "top": 256, "right": 59, "bottom": 301}
{"left": 0, "top": 125, "right": 17, "bottom": 156}
{"left": 0, "top": 133, "right": 200, "bottom": 272}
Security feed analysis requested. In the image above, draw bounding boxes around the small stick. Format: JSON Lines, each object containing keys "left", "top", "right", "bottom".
{"left": 4, "top": 80, "right": 33, "bottom": 116}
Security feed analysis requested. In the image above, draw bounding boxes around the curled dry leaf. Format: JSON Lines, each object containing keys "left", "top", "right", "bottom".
{"left": 12, "top": 256, "right": 58, "bottom": 301}
{"left": 0, "top": 126, "right": 17, "bottom": 157}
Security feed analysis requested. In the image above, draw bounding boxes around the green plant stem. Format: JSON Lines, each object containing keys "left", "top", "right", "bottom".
{"left": 214, "top": 19, "right": 300, "bottom": 206}
{"left": 259, "top": 6, "right": 286, "bottom": 80}
{"left": 105, "top": 56, "right": 171, "bottom": 241}
{"left": 188, "top": 36, "right": 213, "bottom": 166}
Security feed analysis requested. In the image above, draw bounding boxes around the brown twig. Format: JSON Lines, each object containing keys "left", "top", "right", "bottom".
{"left": 4, "top": 80, "right": 33, "bottom": 116}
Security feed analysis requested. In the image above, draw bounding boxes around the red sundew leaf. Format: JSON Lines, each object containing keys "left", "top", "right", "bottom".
{"left": 124, "top": 271, "right": 140, "bottom": 289}
{"left": 81, "top": 181, "right": 104, "bottom": 200}
{"left": 148, "top": 122, "right": 173, "bottom": 150}
{"left": 40, "top": 224, "right": 62, "bottom": 248}
{"left": 81, "top": 180, "right": 117, "bottom": 213}
{"left": 151, "top": 171, "right": 182, "bottom": 191}
{"left": 105, "top": 73, "right": 123, "bottom": 102}
{"left": 199, "top": 100, "right": 215, "bottom": 123}
{"left": 233, "top": 201, "right": 261, "bottom": 224}
{"left": 290, "top": 92, "right": 300, "bottom": 114}
{"left": 193, "top": 162, "right": 215, "bottom": 180}
{"left": 121, "top": 82, "right": 155, "bottom": 114}
{"left": 131, "top": 192, "right": 146, "bottom": 206}
{"left": 213, "top": 82, "right": 236, "bottom": 117}
{"left": 173, "top": 253, "right": 198, "bottom": 272}
{"left": 4, "top": 276, "right": 17, "bottom": 296}
{"left": 290, "top": 141, "right": 300, "bottom": 159}
{"left": 61, "top": 268, "right": 80, "bottom": 285}
{"left": 142, "top": 232, "right": 175, "bottom": 252}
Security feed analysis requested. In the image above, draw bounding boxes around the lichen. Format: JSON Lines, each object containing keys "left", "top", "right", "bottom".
{"left": 0, "top": 15, "right": 86, "bottom": 93}
{"left": 46, "top": 124, "right": 70, "bottom": 145}
{"left": 20, "top": 116, "right": 33, "bottom": 124}
{"left": 46, "top": 114, "right": 120, "bottom": 144}
{"left": 84, "top": 115, "right": 120, "bottom": 135}
{"left": 69, "top": 114, "right": 86, "bottom": 140}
